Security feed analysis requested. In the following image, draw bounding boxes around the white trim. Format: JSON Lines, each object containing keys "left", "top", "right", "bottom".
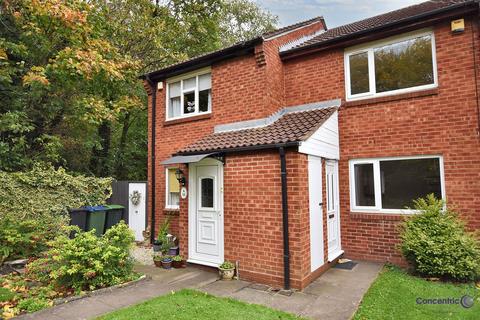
{"left": 308, "top": 155, "right": 324, "bottom": 272}
{"left": 264, "top": 19, "right": 324, "bottom": 41}
{"left": 188, "top": 158, "right": 224, "bottom": 266}
{"left": 165, "top": 167, "right": 180, "bottom": 210}
{"left": 348, "top": 155, "right": 446, "bottom": 214}
{"left": 344, "top": 29, "right": 438, "bottom": 101}
{"left": 166, "top": 67, "right": 212, "bottom": 121}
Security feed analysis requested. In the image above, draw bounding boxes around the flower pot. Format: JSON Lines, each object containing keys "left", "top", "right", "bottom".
{"left": 161, "top": 258, "right": 172, "bottom": 269}
{"left": 168, "top": 246, "right": 179, "bottom": 256}
{"left": 219, "top": 267, "right": 235, "bottom": 280}
{"left": 172, "top": 260, "right": 182, "bottom": 268}
{"left": 153, "top": 260, "right": 162, "bottom": 267}
{"left": 153, "top": 242, "right": 162, "bottom": 252}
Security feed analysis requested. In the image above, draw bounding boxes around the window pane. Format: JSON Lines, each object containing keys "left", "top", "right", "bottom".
{"left": 168, "top": 192, "right": 179, "bottom": 207}
{"left": 169, "top": 81, "right": 181, "bottom": 97}
{"left": 169, "top": 97, "right": 181, "bottom": 118}
{"left": 380, "top": 158, "right": 441, "bottom": 209}
{"left": 354, "top": 163, "right": 375, "bottom": 206}
{"left": 183, "top": 91, "right": 195, "bottom": 114}
{"left": 199, "top": 73, "right": 211, "bottom": 91}
{"left": 183, "top": 77, "right": 196, "bottom": 90}
{"left": 349, "top": 52, "right": 370, "bottom": 95}
{"left": 201, "top": 178, "right": 214, "bottom": 208}
{"left": 374, "top": 35, "right": 434, "bottom": 93}
{"left": 199, "top": 89, "right": 211, "bottom": 112}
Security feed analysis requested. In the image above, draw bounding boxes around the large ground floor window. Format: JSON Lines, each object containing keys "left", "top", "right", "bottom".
{"left": 349, "top": 156, "right": 445, "bottom": 213}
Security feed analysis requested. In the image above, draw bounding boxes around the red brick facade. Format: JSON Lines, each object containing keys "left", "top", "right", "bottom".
{"left": 147, "top": 15, "right": 480, "bottom": 289}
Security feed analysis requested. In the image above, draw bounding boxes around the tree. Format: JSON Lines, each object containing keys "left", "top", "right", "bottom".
{"left": 0, "top": 0, "right": 277, "bottom": 179}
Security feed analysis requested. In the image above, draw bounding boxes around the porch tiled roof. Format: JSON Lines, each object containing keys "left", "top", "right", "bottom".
{"left": 177, "top": 106, "right": 337, "bottom": 154}
{"left": 281, "top": 0, "right": 475, "bottom": 54}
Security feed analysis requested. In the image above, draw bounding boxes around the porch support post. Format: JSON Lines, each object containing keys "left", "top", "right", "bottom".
{"left": 279, "top": 146, "right": 290, "bottom": 290}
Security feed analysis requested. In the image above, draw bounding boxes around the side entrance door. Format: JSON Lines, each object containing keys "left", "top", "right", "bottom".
{"left": 188, "top": 158, "right": 224, "bottom": 266}
{"left": 326, "top": 160, "right": 342, "bottom": 261}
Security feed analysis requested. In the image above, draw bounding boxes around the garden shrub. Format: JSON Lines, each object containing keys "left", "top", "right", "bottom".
{"left": 27, "top": 222, "right": 136, "bottom": 292}
{"left": 399, "top": 194, "right": 480, "bottom": 281}
{"left": 0, "top": 164, "right": 112, "bottom": 263}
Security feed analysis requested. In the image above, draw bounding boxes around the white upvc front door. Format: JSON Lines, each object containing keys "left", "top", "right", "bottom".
{"left": 326, "top": 160, "right": 343, "bottom": 261}
{"left": 188, "top": 158, "right": 224, "bottom": 266}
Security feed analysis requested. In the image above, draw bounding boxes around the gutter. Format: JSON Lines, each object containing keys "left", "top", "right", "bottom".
{"left": 145, "top": 75, "right": 157, "bottom": 244}
{"left": 279, "top": 147, "right": 290, "bottom": 290}
{"left": 141, "top": 37, "right": 262, "bottom": 81}
{"left": 280, "top": 0, "right": 479, "bottom": 59}
{"left": 173, "top": 141, "right": 300, "bottom": 157}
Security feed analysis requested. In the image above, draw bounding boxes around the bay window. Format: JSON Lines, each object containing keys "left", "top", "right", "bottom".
{"left": 166, "top": 69, "right": 211, "bottom": 120}
{"left": 349, "top": 156, "right": 445, "bottom": 213}
{"left": 345, "top": 30, "right": 437, "bottom": 100}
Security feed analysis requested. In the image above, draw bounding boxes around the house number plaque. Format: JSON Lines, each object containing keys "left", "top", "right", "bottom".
{"left": 180, "top": 187, "right": 188, "bottom": 199}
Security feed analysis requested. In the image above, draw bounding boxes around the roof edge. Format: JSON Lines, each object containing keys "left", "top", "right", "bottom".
{"left": 280, "top": 0, "right": 479, "bottom": 59}
{"left": 174, "top": 141, "right": 301, "bottom": 156}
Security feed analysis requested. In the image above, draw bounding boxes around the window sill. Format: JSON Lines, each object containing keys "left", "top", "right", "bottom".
{"left": 344, "top": 88, "right": 438, "bottom": 108}
{"left": 349, "top": 211, "right": 409, "bottom": 221}
{"left": 164, "top": 208, "right": 180, "bottom": 216}
{"left": 163, "top": 113, "right": 212, "bottom": 126}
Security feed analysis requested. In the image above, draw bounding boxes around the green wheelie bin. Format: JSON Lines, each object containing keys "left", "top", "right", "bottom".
{"left": 104, "top": 204, "right": 125, "bottom": 231}
{"left": 85, "top": 205, "right": 107, "bottom": 237}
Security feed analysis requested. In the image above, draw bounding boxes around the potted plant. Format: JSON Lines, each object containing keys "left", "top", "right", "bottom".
{"left": 153, "top": 254, "right": 162, "bottom": 267}
{"left": 161, "top": 255, "right": 172, "bottom": 269}
{"left": 218, "top": 261, "right": 235, "bottom": 280}
{"left": 152, "top": 239, "right": 162, "bottom": 252}
{"left": 172, "top": 255, "right": 185, "bottom": 268}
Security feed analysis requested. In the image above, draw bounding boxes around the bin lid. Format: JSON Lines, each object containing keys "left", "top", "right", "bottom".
{"left": 104, "top": 204, "right": 125, "bottom": 210}
{"left": 83, "top": 205, "right": 107, "bottom": 212}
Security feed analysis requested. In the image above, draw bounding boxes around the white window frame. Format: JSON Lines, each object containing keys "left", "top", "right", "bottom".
{"left": 166, "top": 67, "right": 212, "bottom": 121}
{"left": 349, "top": 155, "right": 446, "bottom": 214}
{"left": 344, "top": 29, "right": 438, "bottom": 101}
{"left": 165, "top": 167, "right": 180, "bottom": 210}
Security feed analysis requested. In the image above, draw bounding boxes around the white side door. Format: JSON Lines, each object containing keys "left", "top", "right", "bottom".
{"left": 128, "top": 183, "right": 146, "bottom": 241}
{"left": 188, "top": 159, "right": 224, "bottom": 266}
{"left": 308, "top": 155, "right": 324, "bottom": 271}
{"left": 326, "top": 160, "right": 342, "bottom": 261}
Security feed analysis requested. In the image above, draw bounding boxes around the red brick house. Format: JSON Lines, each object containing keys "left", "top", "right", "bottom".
{"left": 143, "top": 0, "right": 480, "bottom": 290}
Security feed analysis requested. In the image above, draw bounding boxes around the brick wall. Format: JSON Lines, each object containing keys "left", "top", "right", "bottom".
{"left": 146, "top": 21, "right": 325, "bottom": 288}
{"left": 284, "top": 19, "right": 480, "bottom": 263}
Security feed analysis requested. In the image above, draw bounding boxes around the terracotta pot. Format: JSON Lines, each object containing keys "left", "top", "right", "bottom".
{"left": 153, "top": 260, "right": 162, "bottom": 267}
{"left": 219, "top": 267, "right": 235, "bottom": 280}
{"left": 172, "top": 260, "right": 182, "bottom": 268}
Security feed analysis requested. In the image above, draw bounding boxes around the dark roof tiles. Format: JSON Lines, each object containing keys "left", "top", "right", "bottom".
{"left": 178, "top": 107, "right": 336, "bottom": 154}
{"left": 282, "top": 0, "right": 475, "bottom": 53}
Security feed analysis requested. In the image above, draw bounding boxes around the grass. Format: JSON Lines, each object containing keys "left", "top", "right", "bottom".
{"left": 354, "top": 265, "right": 479, "bottom": 320}
{"left": 0, "top": 287, "right": 15, "bottom": 302}
{"left": 97, "top": 289, "right": 302, "bottom": 320}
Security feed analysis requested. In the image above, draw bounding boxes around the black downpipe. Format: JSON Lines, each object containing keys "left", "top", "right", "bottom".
{"left": 146, "top": 76, "right": 157, "bottom": 244}
{"left": 279, "top": 147, "right": 290, "bottom": 290}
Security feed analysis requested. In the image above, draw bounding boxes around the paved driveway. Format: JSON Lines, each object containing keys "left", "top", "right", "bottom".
{"left": 18, "top": 261, "right": 382, "bottom": 320}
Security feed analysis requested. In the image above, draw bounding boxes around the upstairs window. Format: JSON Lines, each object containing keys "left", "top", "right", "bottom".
{"left": 345, "top": 31, "right": 437, "bottom": 101}
{"left": 166, "top": 69, "right": 211, "bottom": 120}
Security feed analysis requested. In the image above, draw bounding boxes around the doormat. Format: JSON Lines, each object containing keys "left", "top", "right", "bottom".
{"left": 333, "top": 261, "right": 358, "bottom": 270}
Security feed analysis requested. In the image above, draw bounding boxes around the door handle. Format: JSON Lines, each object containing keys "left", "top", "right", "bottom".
{"left": 328, "top": 214, "right": 334, "bottom": 219}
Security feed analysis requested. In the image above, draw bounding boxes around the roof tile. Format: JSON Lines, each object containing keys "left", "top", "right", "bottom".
{"left": 177, "top": 107, "right": 337, "bottom": 154}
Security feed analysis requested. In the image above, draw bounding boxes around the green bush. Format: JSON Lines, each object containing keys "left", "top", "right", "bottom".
{"left": 0, "top": 164, "right": 112, "bottom": 263}
{"left": 399, "top": 194, "right": 480, "bottom": 281}
{"left": 27, "top": 222, "right": 136, "bottom": 292}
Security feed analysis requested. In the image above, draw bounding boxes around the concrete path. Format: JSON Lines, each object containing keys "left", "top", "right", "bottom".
{"left": 18, "top": 261, "right": 382, "bottom": 320}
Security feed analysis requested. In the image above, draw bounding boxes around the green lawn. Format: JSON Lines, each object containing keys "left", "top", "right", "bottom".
{"left": 354, "top": 265, "right": 479, "bottom": 320}
{"left": 97, "top": 289, "right": 302, "bottom": 320}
